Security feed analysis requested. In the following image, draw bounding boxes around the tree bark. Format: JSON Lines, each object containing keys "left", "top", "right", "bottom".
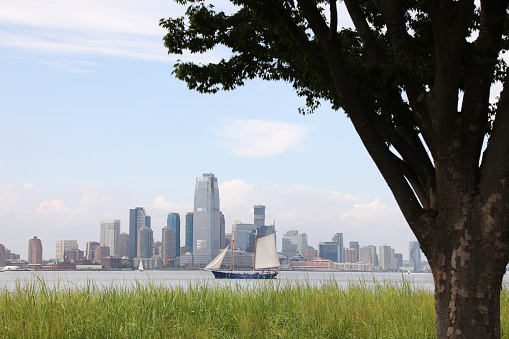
{"left": 426, "top": 191, "right": 509, "bottom": 338}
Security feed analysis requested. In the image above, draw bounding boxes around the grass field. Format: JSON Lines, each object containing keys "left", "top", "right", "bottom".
{"left": 0, "top": 277, "right": 507, "bottom": 338}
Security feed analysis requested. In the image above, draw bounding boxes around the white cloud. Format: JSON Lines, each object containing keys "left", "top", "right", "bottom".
{"left": 22, "top": 182, "right": 34, "bottom": 189}
{"left": 0, "top": 0, "right": 233, "bottom": 65}
{"left": 217, "top": 120, "right": 309, "bottom": 157}
{"left": 35, "top": 199, "right": 72, "bottom": 214}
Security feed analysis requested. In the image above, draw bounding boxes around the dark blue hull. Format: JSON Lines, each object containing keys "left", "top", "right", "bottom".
{"left": 211, "top": 270, "right": 278, "bottom": 279}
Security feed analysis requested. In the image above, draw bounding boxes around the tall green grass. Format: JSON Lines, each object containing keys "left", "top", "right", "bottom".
{"left": 1, "top": 276, "right": 497, "bottom": 338}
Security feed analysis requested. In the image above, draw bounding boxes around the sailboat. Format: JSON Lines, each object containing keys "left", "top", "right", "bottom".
{"left": 205, "top": 232, "right": 280, "bottom": 279}
{"left": 138, "top": 259, "right": 144, "bottom": 271}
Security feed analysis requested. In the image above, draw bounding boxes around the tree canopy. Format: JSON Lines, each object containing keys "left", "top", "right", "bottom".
{"left": 161, "top": 1, "right": 509, "bottom": 337}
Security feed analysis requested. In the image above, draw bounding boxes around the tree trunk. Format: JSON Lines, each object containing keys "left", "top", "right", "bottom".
{"left": 427, "top": 194, "right": 509, "bottom": 338}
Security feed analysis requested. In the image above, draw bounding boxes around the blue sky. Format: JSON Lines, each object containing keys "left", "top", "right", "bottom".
{"left": 0, "top": 0, "right": 418, "bottom": 260}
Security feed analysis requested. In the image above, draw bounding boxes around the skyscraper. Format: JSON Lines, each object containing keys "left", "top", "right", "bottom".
{"left": 119, "top": 233, "right": 129, "bottom": 257}
{"left": 162, "top": 226, "right": 176, "bottom": 266}
{"left": 378, "top": 245, "right": 393, "bottom": 271}
{"left": 138, "top": 227, "right": 154, "bottom": 258}
{"left": 129, "top": 207, "right": 150, "bottom": 258}
{"left": 409, "top": 241, "right": 422, "bottom": 272}
{"left": 319, "top": 242, "right": 341, "bottom": 262}
{"left": 0, "top": 244, "right": 6, "bottom": 266}
{"left": 28, "top": 236, "right": 43, "bottom": 264}
{"left": 359, "top": 245, "right": 378, "bottom": 267}
{"left": 254, "top": 205, "right": 265, "bottom": 228}
{"left": 193, "top": 173, "right": 221, "bottom": 266}
{"left": 55, "top": 240, "right": 78, "bottom": 261}
{"left": 220, "top": 211, "right": 226, "bottom": 249}
{"left": 282, "top": 230, "right": 299, "bottom": 258}
{"left": 185, "top": 212, "right": 193, "bottom": 253}
{"left": 86, "top": 241, "right": 100, "bottom": 261}
{"left": 166, "top": 213, "right": 180, "bottom": 258}
{"left": 332, "top": 233, "right": 344, "bottom": 263}
{"left": 100, "top": 220, "right": 120, "bottom": 256}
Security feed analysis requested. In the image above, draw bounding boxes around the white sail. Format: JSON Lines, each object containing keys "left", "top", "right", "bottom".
{"left": 204, "top": 245, "right": 230, "bottom": 270}
{"left": 254, "top": 232, "right": 281, "bottom": 270}
{"left": 138, "top": 260, "right": 144, "bottom": 271}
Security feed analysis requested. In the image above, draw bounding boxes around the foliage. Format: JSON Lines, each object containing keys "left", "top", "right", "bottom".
{"left": 0, "top": 277, "right": 442, "bottom": 338}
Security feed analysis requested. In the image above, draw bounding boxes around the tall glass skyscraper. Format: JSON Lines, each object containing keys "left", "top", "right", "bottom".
{"left": 167, "top": 213, "right": 180, "bottom": 258}
{"left": 254, "top": 205, "right": 265, "bottom": 228}
{"left": 129, "top": 207, "right": 150, "bottom": 258}
{"left": 409, "top": 241, "right": 422, "bottom": 272}
{"left": 193, "top": 173, "right": 221, "bottom": 266}
{"left": 185, "top": 212, "right": 193, "bottom": 253}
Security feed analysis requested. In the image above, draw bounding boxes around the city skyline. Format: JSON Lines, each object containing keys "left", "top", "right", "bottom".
{"left": 1, "top": 1, "right": 419, "bottom": 261}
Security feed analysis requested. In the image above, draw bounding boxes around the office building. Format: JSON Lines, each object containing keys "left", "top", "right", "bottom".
{"left": 193, "top": 173, "right": 221, "bottom": 266}
{"left": 100, "top": 219, "right": 120, "bottom": 257}
{"left": 409, "top": 241, "right": 422, "bottom": 272}
{"left": 332, "top": 233, "right": 344, "bottom": 263}
{"left": 185, "top": 213, "right": 193, "bottom": 253}
{"left": 167, "top": 213, "right": 181, "bottom": 258}
{"left": 234, "top": 223, "right": 255, "bottom": 250}
{"left": 162, "top": 226, "right": 176, "bottom": 266}
{"left": 94, "top": 246, "right": 110, "bottom": 262}
{"left": 137, "top": 227, "right": 154, "bottom": 258}
{"left": 318, "top": 241, "right": 341, "bottom": 263}
{"left": 349, "top": 241, "right": 359, "bottom": 251}
{"left": 345, "top": 248, "right": 358, "bottom": 263}
{"left": 119, "top": 233, "right": 129, "bottom": 257}
{"left": 66, "top": 249, "right": 84, "bottom": 262}
{"left": 0, "top": 244, "right": 6, "bottom": 266}
{"left": 378, "top": 245, "right": 393, "bottom": 271}
{"left": 394, "top": 253, "right": 403, "bottom": 269}
{"left": 55, "top": 240, "right": 78, "bottom": 261}
{"left": 254, "top": 205, "right": 265, "bottom": 228}
{"left": 359, "top": 245, "right": 378, "bottom": 266}
{"left": 28, "top": 236, "right": 43, "bottom": 264}
{"left": 129, "top": 207, "right": 150, "bottom": 258}
{"left": 282, "top": 230, "right": 299, "bottom": 258}
{"left": 86, "top": 241, "right": 100, "bottom": 261}
{"left": 220, "top": 212, "right": 226, "bottom": 249}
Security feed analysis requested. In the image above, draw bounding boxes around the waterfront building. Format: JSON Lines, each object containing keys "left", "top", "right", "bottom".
{"left": 119, "top": 233, "right": 129, "bottom": 257}
{"left": 254, "top": 205, "right": 265, "bottom": 228}
{"left": 394, "top": 253, "right": 403, "bottom": 269}
{"left": 153, "top": 241, "right": 162, "bottom": 257}
{"left": 55, "top": 240, "right": 78, "bottom": 261}
{"left": 344, "top": 248, "right": 359, "bottom": 263}
{"left": 234, "top": 223, "right": 255, "bottom": 251}
{"left": 409, "top": 241, "right": 422, "bottom": 272}
{"left": 162, "top": 226, "right": 176, "bottom": 266}
{"left": 85, "top": 241, "right": 100, "bottom": 261}
{"left": 28, "top": 236, "right": 43, "bottom": 264}
{"left": 193, "top": 173, "right": 221, "bottom": 266}
{"left": 282, "top": 230, "right": 299, "bottom": 258}
{"left": 359, "top": 245, "right": 378, "bottom": 267}
{"left": 167, "top": 213, "right": 181, "bottom": 258}
{"left": 137, "top": 227, "right": 154, "bottom": 258}
{"left": 66, "top": 249, "right": 84, "bottom": 262}
{"left": 0, "top": 244, "right": 6, "bottom": 266}
{"left": 302, "top": 247, "right": 318, "bottom": 262}
{"left": 349, "top": 241, "right": 360, "bottom": 251}
{"left": 332, "top": 233, "right": 344, "bottom": 263}
{"left": 100, "top": 219, "right": 120, "bottom": 257}
{"left": 378, "top": 245, "right": 393, "bottom": 271}
{"left": 94, "top": 246, "right": 110, "bottom": 262}
{"left": 318, "top": 241, "right": 341, "bottom": 263}
{"left": 220, "top": 212, "right": 226, "bottom": 249}
{"left": 129, "top": 207, "right": 151, "bottom": 258}
{"left": 185, "top": 213, "right": 193, "bottom": 253}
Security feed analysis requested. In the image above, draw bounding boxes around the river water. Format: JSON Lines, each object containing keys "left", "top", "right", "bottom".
{"left": 2, "top": 270, "right": 509, "bottom": 292}
{"left": 0, "top": 270, "right": 435, "bottom": 292}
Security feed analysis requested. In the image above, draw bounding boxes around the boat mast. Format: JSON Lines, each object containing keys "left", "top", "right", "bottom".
{"left": 252, "top": 229, "right": 258, "bottom": 271}
{"left": 229, "top": 236, "right": 234, "bottom": 272}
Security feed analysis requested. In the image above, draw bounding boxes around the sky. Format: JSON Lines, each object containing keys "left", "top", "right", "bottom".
{"left": 0, "top": 0, "right": 419, "bottom": 260}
